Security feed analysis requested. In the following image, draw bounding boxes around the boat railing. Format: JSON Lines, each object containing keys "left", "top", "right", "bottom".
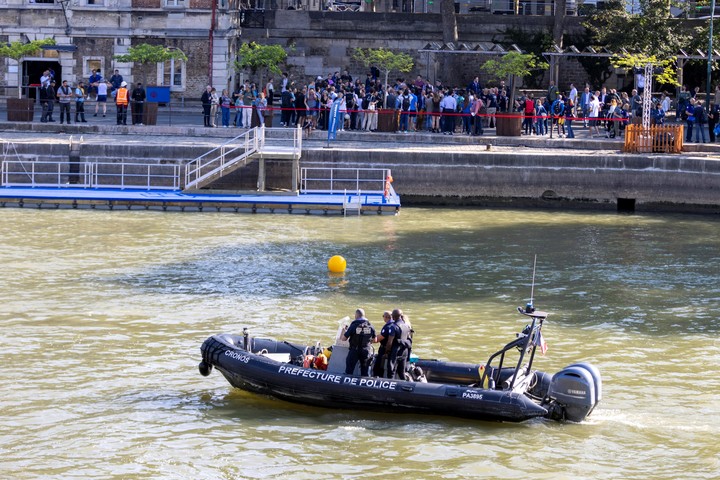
{"left": 1, "top": 159, "right": 181, "bottom": 190}
{"left": 481, "top": 316, "right": 540, "bottom": 391}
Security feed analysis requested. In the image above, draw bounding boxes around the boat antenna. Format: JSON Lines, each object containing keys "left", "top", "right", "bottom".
{"left": 527, "top": 255, "right": 537, "bottom": 313}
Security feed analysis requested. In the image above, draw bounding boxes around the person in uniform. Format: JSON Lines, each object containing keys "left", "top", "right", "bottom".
{"left": 342, "top": 308, "right": 376, "bottom": 376}
{"left": 387, "top": 309, "right": 412, "bottom": 380}
{"left": 372, "top": 311, "right": 396, "bottom": 378}
{"left": 131, "top": 82, "right": 146, "bottom": 125}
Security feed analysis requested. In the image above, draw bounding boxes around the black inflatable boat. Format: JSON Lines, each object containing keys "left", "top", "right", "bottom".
{"left": 198, "top": 306, "right": 602, "bottom": 423}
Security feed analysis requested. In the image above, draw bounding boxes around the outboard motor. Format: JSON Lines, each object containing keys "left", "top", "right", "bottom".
{"left": 545, "top": 363, "right": 602, "bottom": 422}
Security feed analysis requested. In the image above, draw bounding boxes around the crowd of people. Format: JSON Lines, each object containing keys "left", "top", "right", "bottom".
{"left": 30, "top": 65, "right": 720, "bottom": 144}
{"left": 204, "top": 69, "right": 720, "bottom": 143}
{"left": 35, "top": 68, "right": 148, "bottom": 126}
{"left": 342, "top": 307, "right": 413, "bottom": 379}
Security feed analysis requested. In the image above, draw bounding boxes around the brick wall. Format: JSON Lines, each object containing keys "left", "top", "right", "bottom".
{"left": 133, "top": 0, "right": 162, "bottom": 7}
{"left": 190, "top": 0, "right": 213, "bottom": 8}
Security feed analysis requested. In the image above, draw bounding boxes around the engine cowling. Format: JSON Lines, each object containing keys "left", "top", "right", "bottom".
{"left": 546, "top": 363, "right": 602, "bottom": 422}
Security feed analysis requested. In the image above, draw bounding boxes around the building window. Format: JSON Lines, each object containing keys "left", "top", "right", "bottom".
{"left": 165, "top": 0, "right": 186, "bottom": 6}
{"left": 84, "top": 57, "right": 105, "bottom": 79}
{"left": 29, "top": 0, "right": 55, "bottom": 4}
{"left": 87, "top": 0, "right": 105, "bottom": 5}
{"left": 158, "top": 58, "right": 185, "bottom": 91}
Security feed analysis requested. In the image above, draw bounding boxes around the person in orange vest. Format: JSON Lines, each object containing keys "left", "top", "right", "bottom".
{"left": 116, "top": 81, "right": 129, "bottom": 125}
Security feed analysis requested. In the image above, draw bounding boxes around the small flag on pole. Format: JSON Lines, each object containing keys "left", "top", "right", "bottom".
{"left": 537, "top": 330, "right": 548, "bottom": 355}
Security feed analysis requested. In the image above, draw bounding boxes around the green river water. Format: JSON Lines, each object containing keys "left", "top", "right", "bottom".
{"left": 0, "top": 207, "right": 718, "bottom": 479}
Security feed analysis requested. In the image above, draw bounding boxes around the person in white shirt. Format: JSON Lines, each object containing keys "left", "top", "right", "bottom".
{"left": 39, "top": 70, "right": 51, "bottom": 87}
{"left": 589, "top": 94, "right": 602, "bottom": 136}
{"left": 265, "top": 78, "right": 274, "bottom": 106}
{"left": 635, "top": 72, "right": 646, "bottom": 95}
{"left": 94, "top": 81, "right": 108, "bottom": 117}
{"left": 568, "top": 83, "right": 578, "bottom": 115}
{"left": 661, "top": 93, "right": 672, "bottom": 115}
{"left": 439, "top": 91, "right": 457, "bottom": 135}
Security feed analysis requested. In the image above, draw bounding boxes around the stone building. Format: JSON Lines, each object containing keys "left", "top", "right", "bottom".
{"left": 0, "top": 0, "right": 241, "bottom": 99}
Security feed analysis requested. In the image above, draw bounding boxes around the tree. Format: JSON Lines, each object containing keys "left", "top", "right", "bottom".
{"left": 233, "top": 42, "right": 287, "bottom": 92}
{"left": 114, "top": 44, "right": 188, "bottom": 87}
{"left": 480, "top": 52, "right": 547, "bottom": 108}
{"left": 499, "top": 27, "right": 554, "bottom": 88}
{"left": 440, "top": 0, "right": 458, "bottom": 44}
{"left": 353, "top": 48, "right": 414, "bottom": 107}
{"left": 553, "top": 0, "right": 567, "bottom": 49}
{"left": 611, "top": 53, "right": 678, "bottom": 87}
{"left": 552, "top": 0, "right": 567, "bottom": 83}
{"left": 584, "top": 0, "right": 694, "bottom": 60}
{"left": 0, "top": 38, "right": 55, "bottom": 98}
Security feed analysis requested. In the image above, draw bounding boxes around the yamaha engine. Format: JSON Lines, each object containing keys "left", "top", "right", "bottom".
{"left": 545, "top": 362, "right": 602, "bottom": 422}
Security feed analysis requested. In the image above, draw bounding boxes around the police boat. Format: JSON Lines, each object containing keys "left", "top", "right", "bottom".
{"left": 198, "top": 304, "right": 602, "bottom": 423}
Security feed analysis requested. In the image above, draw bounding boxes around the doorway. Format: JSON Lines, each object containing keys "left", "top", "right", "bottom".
{"left": 23, "top": 60, "right": 62, "bottom": 100}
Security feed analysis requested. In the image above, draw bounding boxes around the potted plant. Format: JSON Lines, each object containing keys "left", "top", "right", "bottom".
{"left": 353, "top": 48, "right": 414, "bottom": 132}
{"left": 0, "top": 38, "right": 55, "bottom": 121}
{"left": 233, "top": 42, "right": 288, "bottom": 128}
{"left": 481, "top": 51, "right": 546, "bottom": 136}
{"left": 113, "top": 44, "right": 188, "bottom": 125}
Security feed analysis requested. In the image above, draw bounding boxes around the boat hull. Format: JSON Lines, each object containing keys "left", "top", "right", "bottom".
{"left": 201, "top": 334, "right": 549, "bottom": 423}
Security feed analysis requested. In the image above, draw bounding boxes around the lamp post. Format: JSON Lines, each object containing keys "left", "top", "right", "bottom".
{"left": 708, "top": 0, "right": 715, "bottom": 105}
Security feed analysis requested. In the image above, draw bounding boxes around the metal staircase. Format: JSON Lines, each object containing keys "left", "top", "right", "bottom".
{"left": 183, "top": 126, "right": 302, "bottom": 191}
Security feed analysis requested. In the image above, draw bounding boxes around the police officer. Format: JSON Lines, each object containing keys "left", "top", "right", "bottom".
{"left": 372, "top": 311, "right": 396, "bottom": 378}
{"left": 342, "top": 308, "right": 376, "bottom": 376}
{"left": 387, "top": 309, "right": 412, "bottom": 380}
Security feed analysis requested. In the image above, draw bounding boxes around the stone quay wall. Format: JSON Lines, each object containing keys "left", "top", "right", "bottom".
{"left": 5, "top": 128, "right": 720, "bottom": 214}
{"left": 300, "top": 145, "right": 720, "bottom": 213}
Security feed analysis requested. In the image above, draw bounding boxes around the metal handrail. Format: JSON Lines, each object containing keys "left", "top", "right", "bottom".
{"left": 183, "top": 125, "right": 302, "bottom": 189}
{"left": 183, "top": 127, "right": 262, "bottom": 189}
{"left": 1, "top": 160, "right": 180, "bottom": 190}
{"left": 91, "top": 162, "right": 181, "bottom": 190}
{"left": 300, "top": 167, "right": 390, "bottom": 194}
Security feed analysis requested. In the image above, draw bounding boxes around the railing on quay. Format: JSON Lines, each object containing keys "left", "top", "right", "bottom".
{"left": 1, "top": 160, "right": 181, "bottom": 190}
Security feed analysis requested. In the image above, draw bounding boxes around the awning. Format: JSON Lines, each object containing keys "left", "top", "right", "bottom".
{"left": 41, "top": 44, "right": 77, "bottom": 52}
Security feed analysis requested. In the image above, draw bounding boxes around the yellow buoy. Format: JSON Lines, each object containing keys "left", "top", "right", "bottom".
{"left": 327, "top": 255, "right": 347, "bottom": 273}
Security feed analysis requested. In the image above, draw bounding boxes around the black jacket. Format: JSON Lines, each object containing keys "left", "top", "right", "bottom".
{"left": 131, "top": 87, "right": 146, "bottom": 102}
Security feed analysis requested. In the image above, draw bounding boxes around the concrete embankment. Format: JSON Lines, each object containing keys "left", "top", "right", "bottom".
{"left": 2, "top": 123, "right": 720, "bottom": 213}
